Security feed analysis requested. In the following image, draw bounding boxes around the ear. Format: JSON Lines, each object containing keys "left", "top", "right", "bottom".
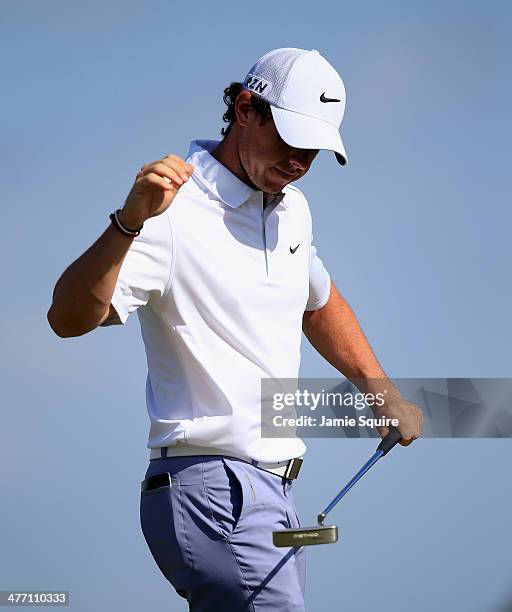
{"left": 234, "top": 89, "right": 256, "bottom": 128}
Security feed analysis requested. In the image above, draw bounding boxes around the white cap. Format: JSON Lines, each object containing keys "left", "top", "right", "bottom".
{"left": 242, "top": 48, "right": 347, "bottom": 166}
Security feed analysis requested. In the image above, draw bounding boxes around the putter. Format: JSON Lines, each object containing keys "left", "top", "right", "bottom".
{"left": 272, "top": 425, "right": 404, "bottom": 547}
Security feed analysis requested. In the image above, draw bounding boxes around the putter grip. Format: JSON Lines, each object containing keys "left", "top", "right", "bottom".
{"left": 377, "top": 425, "right": 402, "bottom": 455}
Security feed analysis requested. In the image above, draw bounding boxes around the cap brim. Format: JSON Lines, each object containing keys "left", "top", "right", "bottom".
{"left": 271, "top": 106, "right": 347, "bottom": 166}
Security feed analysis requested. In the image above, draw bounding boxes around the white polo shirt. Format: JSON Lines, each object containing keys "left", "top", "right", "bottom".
{"left": 105, "top": 139, "right": 331, "bottom": 462}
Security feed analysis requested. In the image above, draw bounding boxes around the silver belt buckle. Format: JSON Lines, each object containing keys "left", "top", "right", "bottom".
{"left": 283, "top": 457, "right": 303, "bottom": 480}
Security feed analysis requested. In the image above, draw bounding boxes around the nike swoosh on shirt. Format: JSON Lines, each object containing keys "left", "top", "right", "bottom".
{"left": 320, "top": 92, "right": 341, "bottom": 103}
{"left": 290, "top": 244, "right": 301, "bottom": 254}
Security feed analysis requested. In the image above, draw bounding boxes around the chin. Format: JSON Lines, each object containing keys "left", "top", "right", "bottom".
{"left": 264, "top": 174, "right": 288, "bottom": 192}
{"left": 264, "top": 184, "right": 284, "bottom": 195}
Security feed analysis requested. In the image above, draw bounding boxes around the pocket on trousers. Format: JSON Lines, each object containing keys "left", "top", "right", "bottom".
{"left": 139, "top": 482, "right": 191, "bottom": 579}
{"left": 292, "top": 505, "right": 302, "bottom": 529}
{"left": 202, "top": 458, "right": 244, "bottom": 540}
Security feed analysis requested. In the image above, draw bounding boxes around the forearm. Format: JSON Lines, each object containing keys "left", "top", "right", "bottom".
{"left": 302, "top": 281, "right": 400, "bottom": 399}
{"left": 47, "top": 219, "right": 135, "bottom": 337}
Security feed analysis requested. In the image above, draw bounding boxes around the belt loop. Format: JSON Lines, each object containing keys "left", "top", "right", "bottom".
{"left": 160, "top": 447, "right": 167, "bottom": 459}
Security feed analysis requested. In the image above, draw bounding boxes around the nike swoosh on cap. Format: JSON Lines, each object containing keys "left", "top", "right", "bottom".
{"left": 320, "top": 92, "right": 341, "bottom": 103}
{"left": 290, "top": 244, "right": 301, "bottom": 254}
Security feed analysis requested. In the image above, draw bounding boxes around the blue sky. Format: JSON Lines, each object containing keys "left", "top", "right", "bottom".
{"left": 1, "top": 1, "right": 511, "bottom": 610}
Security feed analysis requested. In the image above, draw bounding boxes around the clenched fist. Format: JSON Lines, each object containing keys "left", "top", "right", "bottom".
{"left": 372, "top": 395, "right": 424, "bottom": 446}
{"left": 118, "top": 154, "right": 195, "bottom": 229}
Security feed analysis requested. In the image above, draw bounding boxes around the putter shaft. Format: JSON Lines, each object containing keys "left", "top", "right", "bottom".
{"left": 318, "top": 449, "right": 384, "bottom": 524}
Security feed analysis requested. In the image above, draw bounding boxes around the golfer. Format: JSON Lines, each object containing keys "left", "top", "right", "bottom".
{"left": 48, "top": 47, "right": 423, "bottom": 611}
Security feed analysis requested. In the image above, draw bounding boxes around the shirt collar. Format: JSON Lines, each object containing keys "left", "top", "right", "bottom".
{"left": 185, "top": 139, "right": 287, "bottom": 209}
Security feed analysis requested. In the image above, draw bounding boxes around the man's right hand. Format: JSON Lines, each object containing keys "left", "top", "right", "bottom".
{"left": 118, "top": 154, "right": 195, "bottom": 228}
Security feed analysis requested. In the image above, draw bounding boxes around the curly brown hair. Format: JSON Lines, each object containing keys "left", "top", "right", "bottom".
{"left": 220, "top": 82, "right": 273, "bottom": 138}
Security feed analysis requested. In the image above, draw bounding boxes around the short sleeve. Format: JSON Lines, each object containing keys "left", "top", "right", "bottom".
{"left": 305, "top": 233, "right": 331, "bottom": 311}
{"left": 105, "top": 213, "right": 173, "bottom": 325}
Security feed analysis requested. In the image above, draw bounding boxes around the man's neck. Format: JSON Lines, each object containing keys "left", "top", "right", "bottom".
{"left": 210, "top": 136, "right": 273, "bottom": 206}
{"left": 210, "top": 136, "right": 255, "bottom": 188}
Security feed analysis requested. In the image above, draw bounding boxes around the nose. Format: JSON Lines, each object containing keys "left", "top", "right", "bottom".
{"left": 288, "top": 148, "right": 316, "bottom": 171}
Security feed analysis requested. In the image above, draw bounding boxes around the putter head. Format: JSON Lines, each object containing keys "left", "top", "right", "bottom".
{"left": 273, "top": 525, "right": 338, "bottom": 547}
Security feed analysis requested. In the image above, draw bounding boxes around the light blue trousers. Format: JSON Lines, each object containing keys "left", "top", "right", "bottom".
{"left": 140, "top": 455, "right": 306, "bottom": 611}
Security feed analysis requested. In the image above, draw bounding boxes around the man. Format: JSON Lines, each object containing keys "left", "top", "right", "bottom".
{"left": 48, "top": 48, "right": 423, "bottom": 611}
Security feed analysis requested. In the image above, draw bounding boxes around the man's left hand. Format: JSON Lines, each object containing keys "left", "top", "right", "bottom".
{"left": 372, "top": 395, "right": 424, "bottom": 446}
